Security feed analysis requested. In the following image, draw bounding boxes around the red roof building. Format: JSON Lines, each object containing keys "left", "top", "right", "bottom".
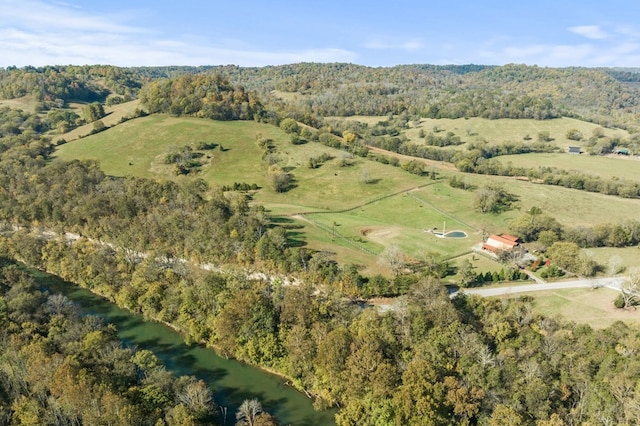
{"left": 483, "top": 234, "right": 520, "bottom": 253}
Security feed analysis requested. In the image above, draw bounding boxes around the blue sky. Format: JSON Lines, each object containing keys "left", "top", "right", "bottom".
{"left": 2, "top": 0, "right": 640, "bottom": 68}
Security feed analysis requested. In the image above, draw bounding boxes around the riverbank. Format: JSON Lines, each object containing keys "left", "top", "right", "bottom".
{"left": 20, "top": 262, "right": 337, "bottom": 426}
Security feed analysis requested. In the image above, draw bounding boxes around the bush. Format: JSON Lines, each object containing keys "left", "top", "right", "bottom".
{"left": 614, "top": 294, "right": 626, "bottom": 309}
{"left": 279, "top": 118, "right": 299, "bottom": 134}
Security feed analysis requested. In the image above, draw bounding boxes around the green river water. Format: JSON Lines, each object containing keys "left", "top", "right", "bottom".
{"left": 33, "top": 269, "right": 336, "bottom": 426}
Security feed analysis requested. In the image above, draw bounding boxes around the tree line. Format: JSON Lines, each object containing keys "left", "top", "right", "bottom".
{"left": 3, "top": 63, "right": 640, "bottom": 130}
{"left": 3, "top": 230, "right": 640, "bottom": 425}
{"left": 0, "top": 258, "right": 220, "bottom": 425}
{"left": 139, "top": 74, "right": 263, "bottom": 121}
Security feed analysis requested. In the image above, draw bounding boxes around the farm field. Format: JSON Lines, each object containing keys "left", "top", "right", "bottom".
{"left": 498, "top": 152, "right": 640, "bottom": 181}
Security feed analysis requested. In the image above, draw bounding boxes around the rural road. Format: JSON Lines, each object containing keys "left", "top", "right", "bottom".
{"left": 455, "top": 276, "right": 627, "bottom": 298}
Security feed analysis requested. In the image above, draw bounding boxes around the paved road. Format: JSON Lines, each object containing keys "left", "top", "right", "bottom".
{"left": 455, "top": 276, "right": 626, "bottom": 298}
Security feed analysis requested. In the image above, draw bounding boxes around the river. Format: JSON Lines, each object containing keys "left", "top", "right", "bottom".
{"left": 30, "top": 268, "right": 336, "bottom": 426}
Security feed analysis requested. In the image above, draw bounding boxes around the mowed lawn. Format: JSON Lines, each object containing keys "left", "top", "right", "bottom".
{"left": 584, "top": 246, "right": 640, "bottom": 275}
{"left": 305, "top": 190, "right": 480, "bottom": 261}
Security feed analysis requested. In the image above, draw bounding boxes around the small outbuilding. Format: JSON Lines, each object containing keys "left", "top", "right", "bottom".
{"left": 568, "top": 146, "right": 581, "bottom": 154}
{"left": 483, "top": 234, "right": 520, "bottom": 253}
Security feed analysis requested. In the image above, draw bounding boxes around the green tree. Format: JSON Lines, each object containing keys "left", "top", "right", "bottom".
{"left": 458, "top": 259, "right": 476, "bottom": 288}
{"left": 279, "top": 118, "right": 299, "bottom": 134}
{"left": 83, "top": 102, "right": 105, "bottom": 122}
{"left": 566, "top": 128, "right": 583, "bottom": 141}
{"left": 537, "top": 131, "right": 552, "bottom": 142}
{"left": 474, "top": 185, "right": 518, "bottom": 214}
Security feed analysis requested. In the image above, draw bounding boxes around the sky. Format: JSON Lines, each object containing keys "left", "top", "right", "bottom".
{"left": 2, "top": 0, "right": 640, "bottom": 68}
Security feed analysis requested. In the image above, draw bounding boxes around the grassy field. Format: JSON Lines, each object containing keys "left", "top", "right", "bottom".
{"left": 0, "top": 95, "right": 40, "bottom": 112}
{"left": 54, "top": 114, "right": 640, "bottom": 276}
{"left": 329, "top": 116, "right": 629, "bottom": 150}
{"left": 447, "top": 252, "right": 504, "bottom": 284}
{"left": 253, "top": 148, "right": 427, "bottom": 212}
{"left": 56, "top": 115, "right": 281, "bottom": 184}
{"left": 583, "top": 246, "right": 640, "bottom": 275}
{"left": 497, "top": 152, "right": 640, "bottom": 181}
{"left": 326, "top": 115, "right": 388, "bottom": 126}
{"left": 502, "top": 287, "right": 640, "bottom": 329}
{"left": 403, "top": 117, "right": 629, "bottom": 149}
{"left": 60, "top": 100, "right": 142, "bottom": 142}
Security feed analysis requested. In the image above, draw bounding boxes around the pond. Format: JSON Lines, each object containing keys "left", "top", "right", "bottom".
{"left": 432, "top": 230, "right": 468, "bottom": 238}
{"left": 32, "top": 268, "right": 336, "bottom": 426}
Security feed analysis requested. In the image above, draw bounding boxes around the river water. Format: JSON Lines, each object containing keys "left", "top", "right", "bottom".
{"left": 32, "top": 268, "right": 336, "bottom": 426}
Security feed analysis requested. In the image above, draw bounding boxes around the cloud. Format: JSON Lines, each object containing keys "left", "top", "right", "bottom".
{"left": 1, "top": 0, "right": 142, "bottom": 34}
{"left": 364, "top": 38, "right": 424, "bottom": 51}
{"left": 0, "top": 0, "right": 356, "bottom": 67}
{"left": 475, "top": 39, "right": 640, "bottom": 68}
{"left": 569, "top": 25, "right": 609, "bottom": 40}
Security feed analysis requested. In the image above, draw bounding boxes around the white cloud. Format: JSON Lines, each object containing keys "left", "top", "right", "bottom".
{"left": 0, "top": 0, "right": 357, "bottom": 67}
{"left": 569, "top": 25, "right": 609, "bottom": 40}
{"left": 0, "top": 0, "right": 142, "bottom": 34}
{"left": 364, "top": 38, "right": 424, "bottom": 51}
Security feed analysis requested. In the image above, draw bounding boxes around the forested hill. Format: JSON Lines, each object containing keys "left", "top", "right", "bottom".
{"left": 2, "top": 63, "right": 640, "bottom": 128}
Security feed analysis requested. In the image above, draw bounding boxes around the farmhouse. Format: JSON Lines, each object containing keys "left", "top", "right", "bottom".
{"left": 483, "top": 234, "right": 520, "bottom": 253}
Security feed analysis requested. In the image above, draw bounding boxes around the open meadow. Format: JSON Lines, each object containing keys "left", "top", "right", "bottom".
{"left": 0, "top": 94, "right": 40, "bottom": 112}
{"left": 502, "top": 287, "right": 640, "bottom": 329}
{"left": 60, "top": 99, "right": 142, "bottom": 142}
{"left": 498, "top": 152, "right": 640, "bottom": 181}
{"left": 54, "top": 114, "right": 640, "bottom": 277}
{"left": 405, "top": 117, "right": 629, "bottom": 149}
{"left": 332, "top": 115, "right": 630, "bottom": 150}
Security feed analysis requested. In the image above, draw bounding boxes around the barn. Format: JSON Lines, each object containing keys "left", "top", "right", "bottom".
{"left": 483, "top": 234, "right": 520, "bottom": 253}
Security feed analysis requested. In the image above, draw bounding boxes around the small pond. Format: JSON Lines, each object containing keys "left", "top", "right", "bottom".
{"left": 432, "top": 230, "right": 468, "bottom": 238}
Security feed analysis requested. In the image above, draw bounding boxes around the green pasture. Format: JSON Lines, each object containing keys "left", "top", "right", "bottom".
{"left": 511, "top": 287, "right": 640, "bottom": 329}
{"left": 287, "top": 215, "right": 387, "bottom": 275}
{"left": 583, "top": 246, "right": 640, "bottom": 275}
{"left": 0, "top": 95, "right": 40, "bottom": 112}
{"left": 253, "top": 147, "right": 427, "bottom": 213}
{"left": 54, "top": 114, "right": 640, "bottom": 275}
{"left": 326, "top": 115, "right": 388, "bottom": 126}
{"left": 60, "top": 99, "right": 142, "bottom": 142}
{"left": 56, "top": 115, "right": 430, "bottom": 214}
{"left": 447, "top": 252, "right": 504, "bottom": 285}
{"left": 305, "top": 191, "right": 480, "bottom": 261}
{"left": 55, "top": 115, "right": 282, "bottom": 185}
{"left": 497, "top": 152, "right": 640, "bottom": 181}
{"left": 404, "top": 117, "right": 629, "bottom": 149}
{"left": 415, "top": 174, "right": 640, "bottom": 230}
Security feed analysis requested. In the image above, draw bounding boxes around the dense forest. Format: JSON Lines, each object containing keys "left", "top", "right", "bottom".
{"left": 3, "top": 63, "right": 640, "bottom": 128}
{"left": 0, "top": 258, "right": 220, "bottom": 425}
{"left": 2, "top": 63, "right": 640, "bottom": 425}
